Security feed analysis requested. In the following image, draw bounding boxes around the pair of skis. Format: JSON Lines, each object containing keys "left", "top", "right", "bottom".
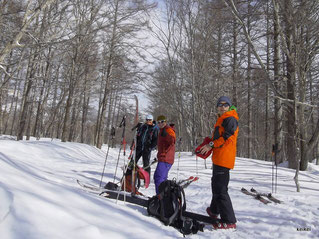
{"left": 178, "top": 176, "right": 199, "bottom": 189}
{"left": 99, "top": 190, "right": 216, "bottom": 224}
{"left": 100, "top": 176, "right": 217, "bottom": 225}
{"left": 77, "top": 174, "right": 197, "bottom": 196}
{"left": 99, "top": 176, "right": 199, "bottom": 206}
{"left": 77, "top": 158, "right": 159, "bottom": 192}
{"left": 241, "top": 187, "right": 282, "bottom": 204}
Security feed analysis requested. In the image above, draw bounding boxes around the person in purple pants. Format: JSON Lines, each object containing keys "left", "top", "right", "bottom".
{"left": 154, "top": 115, "right": 176, "bottom": 194}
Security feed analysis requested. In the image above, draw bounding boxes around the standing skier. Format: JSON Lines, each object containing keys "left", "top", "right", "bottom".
{"left": 131, "top": 115, "right": 158, "bottom": 179}
{"left": 199, "top": 96, "right": 239, "bottom": 229}
{"left": 154, "top": 115, "right": 176, "bottom": 194}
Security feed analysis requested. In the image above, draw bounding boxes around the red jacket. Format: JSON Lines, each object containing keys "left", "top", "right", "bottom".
{"left": 211, "top": 109, "right": 239, "bottom": 169}
{"left": 157, "top": 124, "right": 176, "bottom": 164}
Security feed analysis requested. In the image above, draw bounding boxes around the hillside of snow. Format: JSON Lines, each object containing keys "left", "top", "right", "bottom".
{"left": 0, "top": 136, "right": 318, "bottom": 239}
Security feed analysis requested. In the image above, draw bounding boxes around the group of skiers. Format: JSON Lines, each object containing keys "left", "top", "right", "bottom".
{"left": 130, "top": 96, "right": 239, "bottom": 230}
{"left": 131, "top": 114, "right": 176, "bottom": 195}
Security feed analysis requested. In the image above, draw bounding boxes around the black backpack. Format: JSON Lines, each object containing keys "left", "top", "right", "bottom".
{"left": 147, "top": 180, "right": 204, "bottom": 235}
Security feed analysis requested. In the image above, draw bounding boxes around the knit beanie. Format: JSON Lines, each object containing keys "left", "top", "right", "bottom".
{"left": 157, "top": 115, "right": 166, "bottom": 121}
{"left": 216, "top": 96, "right": 232, "bottom": 107}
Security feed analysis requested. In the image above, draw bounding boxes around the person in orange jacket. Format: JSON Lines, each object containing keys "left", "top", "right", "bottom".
{"left": 154, "top": 115, "right": 176, "bottom": 194}
{"left": 200, "top": 96, "right": 239, "bottom": 230}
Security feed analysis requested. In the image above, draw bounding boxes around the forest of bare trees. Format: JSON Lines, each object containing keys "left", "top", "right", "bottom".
{"left": 0, "top": 0, "right": 156, "bottom": 147}
{"left": 147, "top": 0, "right": 319, "bottom": 175}
{"left": 1, "top": 0, "right": 319, "bottom": 175}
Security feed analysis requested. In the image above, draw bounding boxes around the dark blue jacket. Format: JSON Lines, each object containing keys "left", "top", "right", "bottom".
{"left": 136, "top": 123, "right": 158, "bottom": 151}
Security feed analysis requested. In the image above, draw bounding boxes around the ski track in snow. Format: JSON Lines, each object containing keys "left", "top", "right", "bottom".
{"left": 0, "top": 136, "right": 318, "bottom": 239}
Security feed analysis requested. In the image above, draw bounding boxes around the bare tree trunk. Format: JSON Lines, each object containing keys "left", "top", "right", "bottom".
{"left": 61, "top": 84, "right": 74, "bottom": 142}
{"left": 273, "top": 0, "right": 284, "bottom": 164}
{"left": 17, "top": 50, "right": 38, "bottom": 140}
{"left": 95, "top": 0, "right": 119, "bottom": 149}
{"left": 283, "top": 0, "right": 298, "bottom": 169}
{"left": 61, "top": 56, "right": 76, "bottom": 142}
{"left": 231, "top": 18, "right": 240, "bottom": 154}
{"left": 81, "top": 74, "right": 90, "bottom": 144}
{"left": 293, "top": 100, "right": 301, "bottom": 192}
{"left": 33, "top": 47, "right": 53, "bottom": 139}
{"left": 68, "top": 97, "right": 80, "bottom": 142}
{"left": 4, "top": 75, "right": 19, "bottom": 134}
{"left": 26, "top": 90, "right": 36, "bottom": 140}
{"left": 265, "top": 0, "right": 271, "bottom": 160}
{"left": 247, "top": 1, "right": 252, "bottom": 158}
{"left": 10, "top": 73, "right": 23, "bottom": 135}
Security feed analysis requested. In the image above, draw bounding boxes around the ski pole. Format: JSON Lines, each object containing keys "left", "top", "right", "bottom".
{"left": 99, "top": 127, "right": 116, "bottom": 188}
{"left": 113, "top": 116, "right": 126, "bottom": 183}
{"left": 271, "top": 144, "right": 274, "bottom": 193}
{"left": 176, "top": 137, "right": 182, "bottom": 180}
{"left": 196, "top": 154, "right": 198, "bottom": 176}
{"left": 143, "top": 158, "right": 157, "bottom": 170}
{"left": 131, "top": 124, "right": 139, "bottom": 196}
{"left": 204, "top": 157, "right": 207, "bottom": 169}
{"left": 272, "top": 144, "right": 278, "bottom": 193}
{"left": 117, "top": 160, "right": 130, "bottom": 204}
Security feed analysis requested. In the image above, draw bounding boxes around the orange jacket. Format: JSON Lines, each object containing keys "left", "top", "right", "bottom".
{"left": 157, "top": 124, "right": 176, "bottom": 164}
{"left": 211, "top": 108, "right": 239, "bottom": 169}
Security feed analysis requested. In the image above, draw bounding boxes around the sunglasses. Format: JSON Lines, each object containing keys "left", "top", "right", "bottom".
{"left": 217, "top": 103, "right": 230, "bottom": 107}
{"left": 146, "top": 119, "right": 153, "bottom": 121}
{"left": 158, "top": 120, "right": 166, "bottom": 124}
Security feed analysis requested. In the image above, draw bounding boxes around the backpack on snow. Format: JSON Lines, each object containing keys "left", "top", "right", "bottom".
{"left": 147, "top": 180, "right": 204, "bottom": 235}
{"left": 121, "top": 166, "right": 150, "bottom": 195}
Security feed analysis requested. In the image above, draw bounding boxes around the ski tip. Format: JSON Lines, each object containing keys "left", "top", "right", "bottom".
{"left": 99, "top": 191, "right": 110, "bottom": 197}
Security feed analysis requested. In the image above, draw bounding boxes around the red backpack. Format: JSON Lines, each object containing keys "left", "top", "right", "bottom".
{"left": 121, "top": 166, "right": 149, "bottom": 195}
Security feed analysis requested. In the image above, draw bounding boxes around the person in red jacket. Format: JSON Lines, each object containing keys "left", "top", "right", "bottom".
{"left": 200, "top": 96, "right": 239, "bottom": 230}
{"left": 154, "top": 115, "right": 176, "bottom": 194}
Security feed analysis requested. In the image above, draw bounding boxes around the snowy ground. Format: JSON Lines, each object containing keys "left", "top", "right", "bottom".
{"left": 0, "top": 136, "right": 318, "bottom": 239}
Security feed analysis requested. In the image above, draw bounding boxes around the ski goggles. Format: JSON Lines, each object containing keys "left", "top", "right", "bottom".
{"left": 217, "top": 102, "right": 230, "bottom": 108}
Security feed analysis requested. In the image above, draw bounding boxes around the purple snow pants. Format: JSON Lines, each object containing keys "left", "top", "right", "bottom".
{"left": 154, "top": 161, "right": 172, "bottom": 194}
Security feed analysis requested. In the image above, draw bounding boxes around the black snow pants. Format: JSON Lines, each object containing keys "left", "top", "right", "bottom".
{"left": 135, "top": 147, "right": 151, "bottom": 177}
{"left": 210, "top": 164, "right": 236, "bottom": 223}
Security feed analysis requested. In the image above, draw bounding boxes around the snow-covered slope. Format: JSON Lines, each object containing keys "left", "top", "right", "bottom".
{"left": 0, "top": 136, "right": 318, "bottom": 238}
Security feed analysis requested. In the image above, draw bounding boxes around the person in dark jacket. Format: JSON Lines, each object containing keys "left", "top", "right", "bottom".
{"left": 154, "top": 115, "right": 176, "bottom": 194}
{"left": 133, "top": 115, "right": 158, "bottom": 178}
{"left": 199, "top": 96, "right": 239, "bottom": 230}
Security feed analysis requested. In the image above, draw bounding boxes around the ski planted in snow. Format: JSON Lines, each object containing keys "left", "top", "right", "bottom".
{"left": 250, "top": 188, "right": 282, "bottom": 204}
{"left": 241, "top": 187, "right": 271, "bottom": 204}
{"left": 100, "top": 189, "right": 216, "bottom": 224}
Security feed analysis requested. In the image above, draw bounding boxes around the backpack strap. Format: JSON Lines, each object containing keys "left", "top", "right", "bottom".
{"left": 176, "top": 184, "right": 187, "bottom": 226}
{"left": 157, "top": 181, "right": 180, "bottom": 225}
{"left": 159, "top": 195, "right": 177, "bottom": 224}
{"left": 179, "top": 184, "right": 186, "bottom": 212}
